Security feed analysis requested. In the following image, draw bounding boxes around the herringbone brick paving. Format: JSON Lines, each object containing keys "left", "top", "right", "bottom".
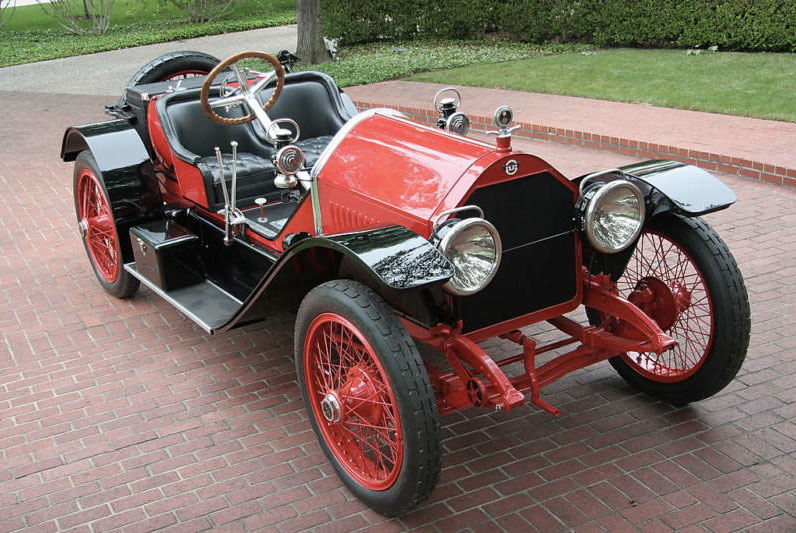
{"left": 0, "top": 90, "right": 794, "bottom": 532}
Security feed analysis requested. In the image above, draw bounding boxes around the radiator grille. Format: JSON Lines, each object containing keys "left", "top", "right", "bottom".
{"left": 457, "top": 173, "right": 578, "bottom": 333}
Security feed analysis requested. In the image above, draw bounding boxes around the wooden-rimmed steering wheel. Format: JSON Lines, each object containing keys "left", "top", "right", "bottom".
{"left": 200, "top": 50, "right": 285, "bottom": 126}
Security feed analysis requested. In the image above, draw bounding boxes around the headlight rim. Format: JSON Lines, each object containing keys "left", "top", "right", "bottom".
{"left": 438, "top": 217, "right": 502, "bottom": 296}
{"left": 583, "top": 179, "right": 646, "bottom": 254}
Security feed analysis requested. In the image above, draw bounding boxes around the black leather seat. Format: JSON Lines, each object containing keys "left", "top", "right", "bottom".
{"left": 156, "top": 71, "right": 357, "bottom": 210}
{"left": 197, "top": 135, "right": 334, "bottom": 206}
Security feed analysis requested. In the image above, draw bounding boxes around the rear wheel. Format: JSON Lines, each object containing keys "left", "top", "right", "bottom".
{"left": 606, "top": 214, "right": 749, "bottom": 404}
{"left": 73, "top": 151, "right": 139, "bottom": 298}
{"left": 295, "top": 280, "right": 440, "bottom": 517}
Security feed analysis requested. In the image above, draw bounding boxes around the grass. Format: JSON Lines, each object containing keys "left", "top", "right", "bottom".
{"left": 407, "top": 48, "right": 796, "bottom": 122}
{"left": 0, "top": 0, "right": 295, "bottom": 67}
{"left": 298, "top": 41, "right": 594, "bottom": 88}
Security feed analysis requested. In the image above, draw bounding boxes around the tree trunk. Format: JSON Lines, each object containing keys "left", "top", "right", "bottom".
{"left": 296, "top": 0, "right": 329, "bottom": 65}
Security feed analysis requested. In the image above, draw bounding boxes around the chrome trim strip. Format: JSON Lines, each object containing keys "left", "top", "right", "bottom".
{"left": 386, "top": 112, "right": 495, "bottom": 149}
{"left": 308, "top": 108, "right": 406, "bottom": 235}
{"left": 310, "top": 174, "right": 323, "bottom": 236}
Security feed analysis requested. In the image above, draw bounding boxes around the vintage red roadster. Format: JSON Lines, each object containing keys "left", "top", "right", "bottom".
{"left": 61, "top": 50, "right": 750, "bottom": 516}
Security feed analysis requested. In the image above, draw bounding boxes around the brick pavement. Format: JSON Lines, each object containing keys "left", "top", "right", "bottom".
{"left": 1, "top": 89, "right": 795, "bottom": 532}
{"left": 345, "top": 81, "right": 796, "bottom": 189}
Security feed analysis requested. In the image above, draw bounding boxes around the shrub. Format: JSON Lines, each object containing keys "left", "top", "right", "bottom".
{"left": 166, "top": 0, "right": 236, "bottom": 23}
{"left": 323, "top": 0, "right": 796, "bottom": 52}
{"left": 36, "top": 0, "right": 115, "bottom": 35}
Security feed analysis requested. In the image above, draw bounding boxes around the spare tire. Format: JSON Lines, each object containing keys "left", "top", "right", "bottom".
{"left": 119, "top": 50, "right": 220, "bottom": 106}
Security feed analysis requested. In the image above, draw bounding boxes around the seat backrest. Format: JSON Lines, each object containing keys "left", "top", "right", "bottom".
{"left": 167, "top": 99, "right": 268, "bottom": 158}
{"left": 156, "top": 71, "right": 356, "bottom": 163}
{"left": 259, "top": 73, "right": 354, "bottom": 140}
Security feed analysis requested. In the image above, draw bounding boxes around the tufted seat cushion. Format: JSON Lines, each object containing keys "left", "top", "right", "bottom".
{"left": 197, "top": 135, "right": 334, "bottom": 206}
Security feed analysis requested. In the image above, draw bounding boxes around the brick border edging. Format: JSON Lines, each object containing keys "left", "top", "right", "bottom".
{"left": 354, "top": 100, "right": 796, "bottom": 189}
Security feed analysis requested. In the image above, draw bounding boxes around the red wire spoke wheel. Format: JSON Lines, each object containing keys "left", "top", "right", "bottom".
{"left": 617, "top": 230, "right": 714, "bottom": 381}
{"left": 303, "top": 313, "right": 403, "bottom": 490}
{"left": 158, "top": 69, "right": 210, "bottom": 81}
{"left": 76, "top": 167, "right": 120, "bottom": 284}
{"left": 295, "top": 280, "right": 440, "bottom": 517}
{"left": 608, "top": 214, "right": 750, "bottom": 405}
{"left": 73, "top": 152, "right": 139, "bottom": 298}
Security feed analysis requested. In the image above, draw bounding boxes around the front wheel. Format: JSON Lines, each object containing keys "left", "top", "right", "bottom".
{"left": 295, "top": 280, "right": 441, "bottom": 517}
{"left": 607, "top": 214, "right": 750, "bottom": 405}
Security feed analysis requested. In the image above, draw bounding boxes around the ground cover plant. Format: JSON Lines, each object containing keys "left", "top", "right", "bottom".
{"left": 297, "top": 41, "right": 593, "bottom": 88}
{"left": 0, "top": 0, "right": 294, "bottom": 67}
{"left": 408, "top": 48, "right": 796, "bottom": 123}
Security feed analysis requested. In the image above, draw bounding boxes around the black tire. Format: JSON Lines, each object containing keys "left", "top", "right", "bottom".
{"left": 295, "top": 280, "right": 441, "bottom": 517}
{"left": 73, "top": 151, "right": 139, "bottom": 299}
{"left": 604, "top": 213, "right": 749, "bottom": 405}
{"left": 119, "top": 51, "right": 220, "bottom": 106}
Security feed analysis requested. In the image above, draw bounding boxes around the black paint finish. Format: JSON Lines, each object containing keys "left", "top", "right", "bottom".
{"left": 219, "top": 226, "right": 454, "bottom": 332}
{"left": 129, "top": 220, "right": 204, "bottom": 291}
{"left": 61, "top": 120, "right": 162, "bottom": 263}
{"left": 325, "top": 226, "right": 454, "bottom": 291}
{"left": 457, "top": 173, "right": 579, "bottom": 333}
{"left": 620, "top": 160, "right": 736, "bottom": 215}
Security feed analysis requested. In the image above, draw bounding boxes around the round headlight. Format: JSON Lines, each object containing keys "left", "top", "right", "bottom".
{"left": 275, "top": 145, "right": 306, "bottom": 175}
{"left": 584, "top": 180, "right": 645, "bottom": 253}
{"left": 439, "top": 218, "right": 502, "bottom": 295}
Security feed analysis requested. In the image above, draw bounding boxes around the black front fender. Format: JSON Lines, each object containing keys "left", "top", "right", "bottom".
{"left": 220, "top": 225, "right": 454, "bottom": 331}
{"left": 620, "top": 160, "right": 737, "bottom": 217}
{"left": 577, "top": 160, "right": 737, "bottom": 280}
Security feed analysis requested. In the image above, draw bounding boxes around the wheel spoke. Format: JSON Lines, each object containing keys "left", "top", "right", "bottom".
{"left": 615, "top": 229, "right": 714, "bottom": 382}
{"left": 303, "top": 313, "right": 404, "bottom": 490}
{"left": 77, "top": 169, "right": 120, "bottom": 283}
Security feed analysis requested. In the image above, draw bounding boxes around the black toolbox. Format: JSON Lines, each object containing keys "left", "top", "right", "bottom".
{"left": 130, "top": 220, "right": 204, "bottom": 291}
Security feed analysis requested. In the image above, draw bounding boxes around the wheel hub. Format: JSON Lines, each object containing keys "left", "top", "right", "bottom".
{"left": 629, "top": 277, "right": 692, "bottom": 332}
{"left": 320, "top": 392, "right": 342, "bottom": 423}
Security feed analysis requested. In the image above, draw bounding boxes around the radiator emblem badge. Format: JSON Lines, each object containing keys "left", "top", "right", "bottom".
{"left": 504, "top": 159, "right": 519, "bottom": 176}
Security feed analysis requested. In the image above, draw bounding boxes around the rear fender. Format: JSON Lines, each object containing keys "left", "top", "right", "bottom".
{"left": 222, "top": 225, "right": 454, "bottom": 331}
{"left": 62, "top": 120, "right": 162, "bottom": 262}
{"left": 577, "top": 160, "right": 736, "bottom": 280}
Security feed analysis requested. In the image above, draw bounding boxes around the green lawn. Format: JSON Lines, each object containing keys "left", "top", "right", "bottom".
{"left": 408, "top": 48, "right": 796, "bottom": 123}
{"left": 301, "top": 42, "right": 593, "bottom": 88}
{"left": 0, "top": 0, "right": 294, "bottom": 67}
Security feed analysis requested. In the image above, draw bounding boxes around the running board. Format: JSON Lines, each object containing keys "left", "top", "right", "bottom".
{"left": 124, "top": 262, "right": 242, "bottom": 333}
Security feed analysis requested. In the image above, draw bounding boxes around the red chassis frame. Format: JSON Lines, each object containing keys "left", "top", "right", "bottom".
{"left": 402, "top": 269, "right": 677, "bottom": 416}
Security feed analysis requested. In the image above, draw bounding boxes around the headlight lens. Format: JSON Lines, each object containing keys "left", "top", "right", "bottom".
{"left": 439, "top": 218, "right": 502, "bottom": 295}
{"left": 584, "top": 180, "right": 645, "bottom": 253}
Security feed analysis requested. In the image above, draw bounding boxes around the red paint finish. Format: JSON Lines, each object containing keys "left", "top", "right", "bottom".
{"left": 317, "top": 113, "right": 493, "bottom": 235}
{"left": 303, "top": 312, "right": 404, "bottom": 490}
{"left": 172, "top": 158, "right": 209, "bottom": 207}
{"left": 148, "top": 100, "right": 173, "bottom": 168}
{"left": 404, "top": 267, "right": 679, "bottom": 416}
{"left": 613, "top": 229, "right": 714, "bottom": 382}
{"left": 76, "top": 167, "right": 121, "bottom": 283}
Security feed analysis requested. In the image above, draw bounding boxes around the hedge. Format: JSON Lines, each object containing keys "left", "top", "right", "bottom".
{"left": 322, "top": 0, "right": 796, "bottom": 52}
